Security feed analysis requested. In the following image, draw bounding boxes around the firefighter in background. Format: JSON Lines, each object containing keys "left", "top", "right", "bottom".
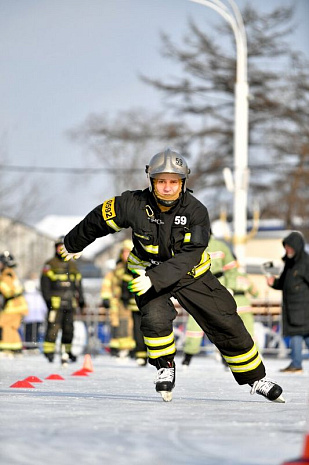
{"left": 40, "top": 237, "right": 85, "bottom": 364}
{"left": 0, "top": 251, "right": 28, "bottom": 356}
{"left": 101, "top": 240, "right": 147, "bottom": 364}
{"left": 182, "top": 233, "right": 238, "bottom": 366}
{"left": 228, "top": 268, "right": 259, "bottom": 341}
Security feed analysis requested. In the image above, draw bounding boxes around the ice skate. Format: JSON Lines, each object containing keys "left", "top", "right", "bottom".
{"left": 154, "top": 361, "right": 175, "bottom": 402}
{"left": 44, "top": 353, "right": 54, "bottom": 363}
{"left": 61, "top": 352, "right": 69, "bottom": 367}
{"left": 250, "top": 377, "right": 285, "bottom": 403}
{"left": 68, "top": 352, "right": 77, "bottom": 363}
{"left": 182, "top": 353, "right": 192, "bottom": 367}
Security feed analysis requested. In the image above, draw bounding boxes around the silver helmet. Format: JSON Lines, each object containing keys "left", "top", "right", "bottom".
{"left": 145, "top": 148, "right": 190, "bottom": 192}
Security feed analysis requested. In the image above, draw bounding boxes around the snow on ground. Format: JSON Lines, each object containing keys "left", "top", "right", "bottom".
{"left": 0, "top": 353, "right": 308, "bottom": 465}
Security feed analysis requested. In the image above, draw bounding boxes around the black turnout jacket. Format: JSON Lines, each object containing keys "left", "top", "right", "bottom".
{"left": 64, "top": 189, "right": 211, "bottom": 293}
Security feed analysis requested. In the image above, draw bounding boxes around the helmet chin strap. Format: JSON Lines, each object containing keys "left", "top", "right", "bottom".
{"left": 155, "top": 196, "right": 180, "bottom": 208}
{"left": 151, "top": 178, "right": 183, "bottom": 209}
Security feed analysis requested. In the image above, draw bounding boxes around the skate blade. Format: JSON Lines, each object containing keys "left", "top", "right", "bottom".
{"left": 273, "top": 394, "right": 285, "bottom": 403}
{"left": 158, "top": 391, "right": 173, "bottom": 402}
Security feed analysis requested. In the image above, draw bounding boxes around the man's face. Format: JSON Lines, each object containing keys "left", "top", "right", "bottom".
{"left": 284, "top": 244, "right": 295, "bottom": 258}
{"left": 56, "top": 244, "right": 63, "bottom": 255}
{"left": 153, "top": 173, "right": 182, "bottom": 200}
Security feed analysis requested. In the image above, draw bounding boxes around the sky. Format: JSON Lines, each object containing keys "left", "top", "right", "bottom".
{"left": 1, "top": 352, "right": 309, "bottom": 465}
{"left": 1, "top": 0, "right": 309, "bottom": 226}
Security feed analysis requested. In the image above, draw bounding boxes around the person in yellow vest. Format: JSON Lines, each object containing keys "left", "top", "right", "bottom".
{"left": 101, "top": 240, "right": 147, "bottom": 364}
{"left": 0, "top": 251, "right": 28, "bottom": 357}
{"left": 229, "top": 268, "right": 258, "bottom": 340}
{"left": 40, "top": 237, "right": 85, "bottom": 365}
{"left": 182, "top": 233, "right": 238, "bottom": 366}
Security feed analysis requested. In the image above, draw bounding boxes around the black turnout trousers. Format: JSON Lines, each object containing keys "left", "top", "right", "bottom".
{"left": 137, "top": 270, "right": 266, "bottom": 385}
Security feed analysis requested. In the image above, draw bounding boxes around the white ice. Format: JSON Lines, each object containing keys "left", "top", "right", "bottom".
{"left": 0, "top": 353, "right": 308, "bottom": 465}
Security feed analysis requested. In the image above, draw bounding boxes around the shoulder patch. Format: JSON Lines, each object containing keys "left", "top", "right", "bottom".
{"left": 102, "top": 197, "right": 116, "bottom": 221}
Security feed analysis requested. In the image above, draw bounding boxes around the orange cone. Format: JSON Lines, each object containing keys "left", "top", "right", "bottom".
{"left": 10, "top": 380, "right": 35, "bottom": 388}
{"left": 282, "top": 434, "right": 309, "bottom": 464}
{"left": 72, "top": 369, "right": 89, "bottom": 377}
{"left": 82, "top": 354, "right": 93, "bottom": 372}
{"left": 45, "top": 374, "right": 65, "bottom": 380}
{"left": 24, "top": 376, "right": 43, "bottom": 383}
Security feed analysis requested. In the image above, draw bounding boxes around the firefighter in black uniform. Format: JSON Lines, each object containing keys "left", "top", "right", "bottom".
{"left": 60, "top": 148, "right": 284, "bottom": 403}
{"left": 41, "top": 237, "right": 85, "bottom": 364}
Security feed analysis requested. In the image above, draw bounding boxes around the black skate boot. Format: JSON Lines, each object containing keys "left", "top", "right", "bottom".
{"left": 154, "top": 358, "right": 175, "bottom": 402}
{"left": 68, "top": 352, "right": 77, "bottom": 363}
{"left": 44, "top": 353, "right": 54, "bottom": 363}
{"left": 182, "top": 353, "right": 193, "bottom": 367}
{"left": 250, "top": 377, "right": 285, "bottom": 403}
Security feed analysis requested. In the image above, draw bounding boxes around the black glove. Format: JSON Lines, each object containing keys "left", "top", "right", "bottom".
{"left": 102, "top": 298, "right": 110, "bottom": 309}
{"left": 0, "top": 293, "right": 5, "bottom": 311}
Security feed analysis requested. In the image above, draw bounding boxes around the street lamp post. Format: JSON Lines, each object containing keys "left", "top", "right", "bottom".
{"left": 190, "top": 0, "right": 249, "bottom": 269}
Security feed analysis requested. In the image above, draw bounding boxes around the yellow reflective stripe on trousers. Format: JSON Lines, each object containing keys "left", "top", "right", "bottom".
{"left": 43, "top": 341, "right": 55, "bottom": 353}
{"left": 228, "top": 354, "right": 263, "bottom": 373}
{"left": 222, "top": 344, "right": 263, "bottom": 373}
{"left": 0, "top": 341, "right": 22, "bottom": 350}
{"left": 223, "top": 344, "right": 258, "bottom": 364}
{"left": 144, "top": 332, "right": 174, "bottom": 347}
{"left": 147, "top": 342, "right": 176, "bottom": 359}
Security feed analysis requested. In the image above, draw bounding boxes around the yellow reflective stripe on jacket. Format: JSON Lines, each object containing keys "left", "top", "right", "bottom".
{"left": 127, "top": 252, "right": 151, "bottom": 272}
{"left": 144, "top": 332, "right": 174, "bottom": 347}
{"left": 188, "top": 250, "right": 211, "bottom": 278}
{"left": 147, "top": 342, "right": 176, "bottom": 359}
{"left": 106, "top": 219, "right": 122, "bottom": 232}
{"left": 127, "top": 249, "right": 211, "bottom": 279}
{"left": 46, "top": 270, "right": 81, "bottom": 281}
{"left": 183, "top": 233, "right": 191, "bottom": 243}
{"left": 138, "top": 242, "right": 159, "bottom": 254}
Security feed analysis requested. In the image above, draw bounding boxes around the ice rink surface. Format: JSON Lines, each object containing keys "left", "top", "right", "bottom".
{"left": 0, "top": 352, "right": 308, "bottom": 465}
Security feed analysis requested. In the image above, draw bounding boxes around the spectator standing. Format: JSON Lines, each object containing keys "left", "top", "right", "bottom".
{"left": 266, "top": 231, "right": 309, "bottom": 373}
{"left": 23, "top": 273, "right": 48, "bottom": 351}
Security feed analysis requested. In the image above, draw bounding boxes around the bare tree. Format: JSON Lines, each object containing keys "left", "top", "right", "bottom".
{"left": 69, "top": 4, "right": 309, "bottom": 235}
{"left": 0, "top": 139, "right": 48, "bottom": 224}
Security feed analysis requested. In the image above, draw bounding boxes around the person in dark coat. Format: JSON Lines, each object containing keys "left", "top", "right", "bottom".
{"left": 266, "top": 231, "right": 309, "bottom": 373}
